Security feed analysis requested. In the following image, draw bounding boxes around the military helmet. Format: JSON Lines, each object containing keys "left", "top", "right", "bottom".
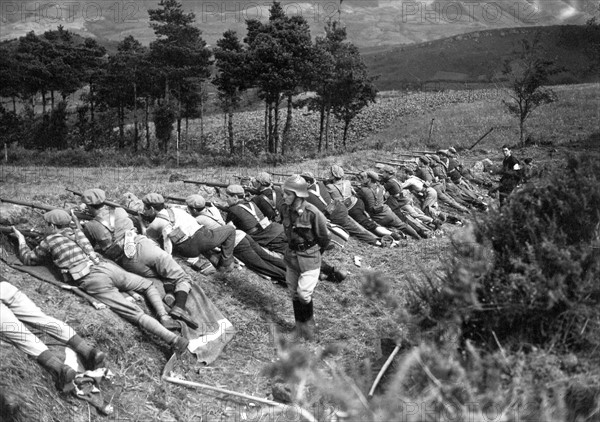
{"left": 282, "top": 174, "right": 309, "bottom": 198}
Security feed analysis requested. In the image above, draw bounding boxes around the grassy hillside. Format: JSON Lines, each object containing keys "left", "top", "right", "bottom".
{"left": 1, "top": 83, "right": 599, "bottom": 421}
{"left": 363, "top": 25, "right": 600, "bottom": 90}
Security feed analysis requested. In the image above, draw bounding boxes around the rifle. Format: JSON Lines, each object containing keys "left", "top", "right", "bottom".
{"left": 182, "top": 180, "right": 263, "bottom": 196}
{"left": 164, "top": 195, "right": 230, "bottom": 212}
{"left": 374, "top": 160, "right": 415, "bottom": 167}
{"left": 65, "top": 188, "right": 141, "bottom": 217}
{"left": 0, "top": 197, "right": 92, "bottom": 221}
{"left": 0, "top": 226, "right": 44, "bottom": 238}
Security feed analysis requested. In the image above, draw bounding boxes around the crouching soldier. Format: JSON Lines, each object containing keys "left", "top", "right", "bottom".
{"left": 186, "top": 194, "right": 287, "bottom": 283}
{"left": 0, "top": 277, "right": 105, "bottom": 392}
{"left": 80, "top": 188, "right": 194, "bottom": 329}
{"left": 142, "top": 193, "right": 236, "bottom": 273}
{"left": 12, "top": 210, "right": 189, "bottom": 355}
{"left": 279, "top": 175, "right": 331, "bottom": 341}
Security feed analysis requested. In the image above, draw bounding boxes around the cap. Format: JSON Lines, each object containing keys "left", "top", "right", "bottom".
{"left": 186, "top": 194, "right": 206, "bottom": 209}
{"left": 226, "top": 185, "right": 245, "bottom": 196}
{"left": 142, "top": 193, "right": 165, "bottom": 206}
{"left": 44, "top": 209, "right": 72, "bottom": 226}
{"left": 81, "top": 188, "right": 106, "bottom": 205}
{"left": 381, "top": 165, "right": 396, "bottom": 174}
{"left": 448, "top": 147, "right": 457, "bottom": 154}
{"left": 419, "top": 156, "right": 430, "bottom": 164}
{"left": 365, "top": 170, "right": 380, "bottom": 182}
{"left": 300, "top": 171, "right": 316, "bottom": 182}
{"left": 330, "top": 165, "right": 344, "bottom": 179}
{"left": 255, "top": 172, "right": 272, "bottom": 186}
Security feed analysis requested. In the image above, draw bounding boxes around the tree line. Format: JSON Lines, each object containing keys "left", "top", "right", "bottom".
{"left": 0, "top": 0, "right": 377, "bottom": 156}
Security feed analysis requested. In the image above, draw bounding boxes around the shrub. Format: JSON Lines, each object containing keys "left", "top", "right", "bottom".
{"left": 409, "top": 154, "right": 600, "bottom": 351}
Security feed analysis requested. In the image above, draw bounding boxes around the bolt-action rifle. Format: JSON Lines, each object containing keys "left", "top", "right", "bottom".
{"left": 0, "top": 226, "right": 43, "bottom": 238}
{"left": 164, "top": 195, "right": 230, "bottom": 212}
{"left": 182, "top": 180, "right": 262, "bottom": 196}
{"left": 0, "top": 197, "right": 92, "bottom": 221}
{"left": 65, "top": 189, "right": 148, "bottom": 234}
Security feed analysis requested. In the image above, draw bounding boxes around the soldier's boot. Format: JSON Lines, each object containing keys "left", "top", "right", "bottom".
{"left": 169, "top": 291, "right": 198, "bottom": 330}
{"left": 290, "top": 299, "right": 304, "bottom": 342}
{"left": 400, "top": 224, "right": 422, "bottom": 240}
{"left": 66, "top": 335, "right": 106, "bottom": 370}
{"left": 143, "top": 286, "right": 181, "bottom": 330}
{"left": 36, "top": 350, "right": 77, "bottom": 392}
{"left": 300, "top": 300, "right": 316, "bottom": 342}
{"left": 320, "top": 262, "right": 347, "bottom": 283}
{"left": 138, "top": 314, "right": 181, "bottom": 345}
{"left": 374, "top": 226, "right": 393, "bottom": 237}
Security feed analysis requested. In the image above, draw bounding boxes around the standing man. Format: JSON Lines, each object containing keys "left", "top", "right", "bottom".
{"left": 80, "top": 188, "right": 195, "bottom": 328}
{"left": 1, "top": 277, "right": 106, "bottom": 392}
{"left": 279, "top": 175, "right": 331, "bottom": 341}
{"left": 12, "top": 210, "right": 189, "bottom": 354}
{"left": 498, "top": 144, "right": 522, "bottom": 205}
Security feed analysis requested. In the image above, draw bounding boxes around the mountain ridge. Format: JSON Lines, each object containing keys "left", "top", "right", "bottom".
{"left": 0, "top": 0, "right": 596, "bottom": 47}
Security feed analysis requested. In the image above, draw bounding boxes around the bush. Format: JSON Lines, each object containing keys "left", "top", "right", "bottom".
{"left": 409, "top": 154, "right": 600, "bottom": 351}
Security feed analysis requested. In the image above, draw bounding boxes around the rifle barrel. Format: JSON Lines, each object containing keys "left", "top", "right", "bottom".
{"left": 0, "top": 227, "right": 43, "bottom": 238}
{"left": 183, "top": 180, "right": 229, "bottom": 188}
{"left": 66, "top": 188, "right": 139, "bottom": 216}
{"left": 0, "top": 197, "right": 56, "bottom": 212}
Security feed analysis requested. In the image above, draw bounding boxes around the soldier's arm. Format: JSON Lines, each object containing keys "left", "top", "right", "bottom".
{"left": 12, "top": 227, "right": 49, "bottom": 266}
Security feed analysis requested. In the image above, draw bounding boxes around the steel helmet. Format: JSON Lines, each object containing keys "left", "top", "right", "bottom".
{"left": 282, "top": 174, "right": 309, "bottom": 198}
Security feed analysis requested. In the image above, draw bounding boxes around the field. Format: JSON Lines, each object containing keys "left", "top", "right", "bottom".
{"left": 1, "top": 83, "right": 599, "bottom": 421}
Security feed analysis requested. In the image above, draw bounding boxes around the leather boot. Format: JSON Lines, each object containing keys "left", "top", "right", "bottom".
{"left": 36, "top": 350, "right": 77, "bottom": 392}
{"left": 291, "top": 300, "right": 304, "bottom": 342}
{"left": 66, "top": 335, "right": 106, "bottom": 370}
{"left": 301, "top": 300, "right": 316, "bottom": 341}
{"left": 137, "top": 314, "right": 179, "bottom": 345}
{"left": 145, "top": 285, "right": 170, "bottom": 318}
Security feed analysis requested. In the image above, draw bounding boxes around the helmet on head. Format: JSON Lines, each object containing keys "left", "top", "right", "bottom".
{"left": 82, "top": 188, "right": 106, "bottom": 205}
{"left": 282, "top": 175, "right": 309, "bottom": 198}
{"left": 330, "top": 165, "right": 344, "bottom": 179}
{"left": 44, "top": 209, "right": 71, "bottom": 226}
{"left": 186, "top": 194, "right": 206, "bottom": 209}
{"left": 255, "top": 172, "right": 272, "bottom": 186}
{"left": 142, "top": 193, "right": 165, "bottom": 206}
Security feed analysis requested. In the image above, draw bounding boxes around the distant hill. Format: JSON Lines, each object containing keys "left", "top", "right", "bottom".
{"left": 0, "top": 0, "right": 596, "bottom": 47}
{"left": 362, "top": 25, "right": 600, "bottom": 91}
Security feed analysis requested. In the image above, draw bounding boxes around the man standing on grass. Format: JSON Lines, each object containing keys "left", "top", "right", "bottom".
{"left": 80, "top": 188, "right": 195, "bottom": 329}
{"left": 0, "top": 276, "right": 106, "bottom": 393}
{"left": 279, "top": 175, "right": 331, "bottom": 341}
{"left": 12, "top": 210, "right": 189, "bottom": 355}
{"left": 498, "top": 144, "right": 522, "bottom": 205}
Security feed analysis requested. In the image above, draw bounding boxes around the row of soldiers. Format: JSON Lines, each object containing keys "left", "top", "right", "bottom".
{"left": 1, "top": 152, "right": 491, "bottom": 408}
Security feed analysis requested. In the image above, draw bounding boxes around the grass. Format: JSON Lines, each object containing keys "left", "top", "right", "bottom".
{"left": 1, "top": 83, "right": 599, "bottom": 421}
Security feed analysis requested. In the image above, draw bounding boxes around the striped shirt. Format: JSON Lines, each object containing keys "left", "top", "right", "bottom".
{"left": 19, "top": 228, "right": 97, "bottom": 269}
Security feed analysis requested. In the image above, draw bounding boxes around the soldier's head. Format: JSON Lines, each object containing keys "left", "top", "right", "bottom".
{"left": 43, "top": 209, "right": 72, "bottom": 232}
{"left": 300, "top": 171, "right": 316, "bottom": 187}
{"left": 142, "top": 193, "right": 165, "bottom": 220}
{"left": 225, "top": 185, "right": 245, "bottom": 206}
{"left": 502, "top": 144, "right": 512, "bottom": 158}
{"left": 448, "top": 146, "right": 457, "bottom": 156}
{"left": 253, "top": 172, "right": 272, "bottom": 190}
{"left": 81, "top": 188, "right": 106, "bottom": 214}
{"left": 282, "top": 175, "right": 308, "bottom": 206}
{"left": 329, "top": 165, "right": 345, "bottom": 181}
{"left": 186, "top": 194, "right": 206, "bottom": 217}
{"left": 379, "top": 165, "right": 396, "bottom": 181}
{"left": 359, "top": 170, "right": 379, "bottom": 186}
